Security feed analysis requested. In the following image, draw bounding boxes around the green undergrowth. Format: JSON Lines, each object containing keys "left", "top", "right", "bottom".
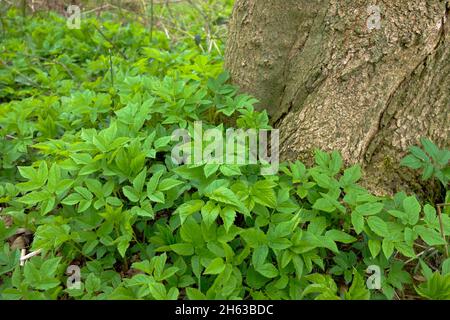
{"left": 0, "top": 5, "right": 449, "bottom": 300}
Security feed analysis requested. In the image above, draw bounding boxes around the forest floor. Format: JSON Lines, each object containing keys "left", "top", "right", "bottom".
{"left": 0, "top": 0, "right": 449, "bottom": 300}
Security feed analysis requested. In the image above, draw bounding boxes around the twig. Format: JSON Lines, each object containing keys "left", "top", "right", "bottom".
{"left": 212, "top": 39, "right": 222, "bottom": 55}
{"left": 93, "top": 25, "right": 128, "bottom": 60}
{"left": 404, "top": 247, "right": 436, "bottom": 264}
{"left": 19, "top": 249, "right": 26, "bottom": 267}
{"left": 20, "top": 249, "right": 42, "bottom": 266}
{"left": 108, "top": 49, "right": 114, "bottom": 88}
{"left": 157, "top": 15, "right": 194, "bottom": 38}
{"left": 82, "top": 4, "right": 112, "bottom": 15}
{"left": 150, "top": 0, "right": 154, "bottom": 42}
{"left": 158, "top": 18, "right": 172, "bottom": 40}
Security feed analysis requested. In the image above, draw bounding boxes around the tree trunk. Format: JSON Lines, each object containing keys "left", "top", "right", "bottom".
{"left": 225, "top": 0, "right": 450, "bottom": 196}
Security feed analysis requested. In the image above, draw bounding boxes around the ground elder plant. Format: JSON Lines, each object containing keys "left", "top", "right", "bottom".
{"left": 0, "top": 6, "right": 449, "bottom": 300}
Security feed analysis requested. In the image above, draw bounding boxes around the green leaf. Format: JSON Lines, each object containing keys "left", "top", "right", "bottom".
{"left": 191, "top": 256, "right": 202, "bottom": 279}
{"left": 161, "top": 267, "right": 179, "bottom": 281}
{"left": 395, "top": 242, "right": 416, "bottom": 258}
{"left": 82, "top": 240, "right": 99, "bottom": 255}
{"left": 355, "top": 202, "right": 384, "bottom": 216}
{"left": 117, "top": 237, "right": 130, "bottom": 258}
{"left": 388, "top": 210, "right": 407, "bottom": 221}
{"left": 158, "top": 178, "right": 183, "bottom": 191}
{"left": 422, "top": 163, "right": 434, "bottom": 180}
{"left": 41, "top": 257, "right": 61, "bottom": 276}
{"left": 340, "top": 165, "right": 362, "bottom": 186}
{"left": 410, "top": 146, "right": 430, "bottom": 162}
{"left": 78, "top": 199, "right": 92, "bottom": 212}
{"left": 442, "top": 259, "right": 450, "bottom": 276}
{"left": 19, "top": 190, "right": 52, "bottom": 205}
{"left": 208, "top": 187, "right": 249, "bottom": 216}
{"left": 106, "top": 197, "right": 122, "bottom": 206}
{"left": 252, "top": 245, "right": 268, "bottom": 268}
{"left": 256, "top": 263, "right": 279, "bottom": 278}
{"left": 423, "top": 204, "right": 437, "bottom": 226}
{"left": 314, "top": 150, "right": 330, "bottom": 168}
{"left": 404, "top": 227, "right": 418, "bottom": 245}
{"left": 368, "top": 239, "right": 381, "bottom": 258}
{"left": 180, "top": 218, "right": 203, "bottom": 244}
{"left": 329, "top": 151, "right": 343, "bottom": 175}
{"left": 204, "top": 164, "right": 220, "bottom": 178}
{"left": 415, "top": 272, "right": 450, "bottom": 300}
{"left": 415, "top": 226, "right": 446, "bottom": 246}
{"left": 37, "top": 161, "right": 49, "bottom": 182}
{"left": 148, "top": 191, "right": 165, "bottom": 203}
{"left": 132, "top": 260, "right": 153, "bottom": 274}
{"left": 154, "top": 136, "right": 171, "bottom": 149}
{"left": 220, "top": 165, "right": 242, "bottom": 176}
{"left": 132, "top": 169, "right": 147, "bottom": 193}
{"left": 420, "top": 138, "right": 440, "bottom": 161}
{"left": 325, "top": 230, "right": 357, "bottom": 244}
{"left": 313, "top": 197, "right": 336, "bottom": 213}
{"left": 93, "top": 136, "right": 108, "bottom": 153}
{"left": 382, "top": 239, "right": 394, "bottom": 258}
{"left": 123, "top": 186, "right": 140, "bottom": 202}
{"left": 47, "top": 164, "right": 60, "bottom": 193}
{"left": 74, "top": 186, "right": 93, "bottom": 200}
{"left": 281, "top": 250, "right": 293, "bottom": 269}
{"left": 170, "top": 243, "right": 194, "bottom": 256}
{"left": 420, "top": 259, "right": 434, "bottom": 280}
{"left": 367, "top": 216, "right": 389, "bottom": 237}
{"left": 131, "top": 205, "right": 154, "bottom": 218}
{"left": 345, "top": 271, "right": 370, "bottom": 300}
{"left": 166, "top": 287, "right": 179, "bottom": 300}
{"left": 85, "top": 179, "right": 103, "bottom": 196}
{"left": 403, "top": 196, "right": 421, "bottom": 225}
{"left": 292, "top": 255, "right": 304, "bottom": 279}
{"left": 23, "top": 262, "right": 41, "bottom": 285}
{"left": 176, "top": 200, "right": 204, "bottom": 224}
{"left": 85, "top": 274, "right": 101, "bottom": 293}
{"left": 148, "top": 282, "right": 166, "bottom": 300}
{"left": 251, "top": 180, "right": 277, "bottom": 208}
{"left": 201, "top": 201, "right": 220, "bottom": 227}
{"left": 186, "top": 288, "right": 207, "bottom": 300}
{"left": 147, "top": 170, "right": 164, "bottom": 194}
{"left": 153, "top": 253, "right": 167, "bottom": 279}
{"left": 400, "top": 155, "right": 423, "bottom": 170}
{"left": 204, "top": 258, "right": 226, "bottom": 275}
{"left": 351, "top": 211, "right": 364, "bottom": 234}
{"left": 220, "top": 207, "right": 236, "bottom": 232}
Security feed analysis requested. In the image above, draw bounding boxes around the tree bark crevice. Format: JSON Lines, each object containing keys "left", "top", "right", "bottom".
{"left": 364, "top": 11, "right": 449, "bottom": 166}
{"left": 275, "top": 1, "right": 332, "bottom": 125}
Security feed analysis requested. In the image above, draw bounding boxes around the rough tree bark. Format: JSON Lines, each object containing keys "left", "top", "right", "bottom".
{"left": 225, "top": 0, "right": 450, "bottom": 196}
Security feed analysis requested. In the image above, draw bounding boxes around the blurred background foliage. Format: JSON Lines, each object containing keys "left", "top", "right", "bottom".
{"left": 0, "top": 0, "right": 233, "bottom": 52}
